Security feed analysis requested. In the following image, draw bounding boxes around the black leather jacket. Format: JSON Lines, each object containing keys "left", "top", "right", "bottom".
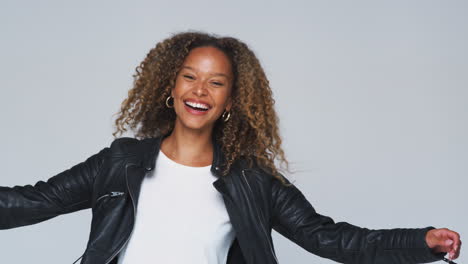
{"left": 0, "top": 135, "right": 446, "bottom": 263}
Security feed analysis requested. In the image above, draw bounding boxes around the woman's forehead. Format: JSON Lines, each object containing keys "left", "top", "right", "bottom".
{"left": 182, "top": 46, "right": 233, "bottom": 78}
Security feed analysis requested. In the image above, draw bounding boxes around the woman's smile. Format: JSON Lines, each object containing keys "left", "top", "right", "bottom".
{"left": 183, "top": 98, "right": 212, "bottom": 115}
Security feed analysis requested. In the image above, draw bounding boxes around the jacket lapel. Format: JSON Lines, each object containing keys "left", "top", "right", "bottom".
{"left": 125, "top": 136, "right": 163, "bottom": 208}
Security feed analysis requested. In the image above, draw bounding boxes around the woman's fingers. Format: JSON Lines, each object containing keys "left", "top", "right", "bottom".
{"left": 428, "top": 228, "right": 462, "bottom": 260}
{"left": 447, "top": 230, "right": 461, "bottom": 260}
{"left": 426, "top": 228, "right": 461, "bottom": 259}
{"left": 450, "top": 236, "right": 461, "bottom": 260}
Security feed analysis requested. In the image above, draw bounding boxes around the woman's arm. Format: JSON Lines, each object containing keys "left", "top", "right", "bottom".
{"left": 270, "top": 175, "right": 447, "bottom": 263}
{"left": 0, "top": 146, "right": 109, "bottom": 229}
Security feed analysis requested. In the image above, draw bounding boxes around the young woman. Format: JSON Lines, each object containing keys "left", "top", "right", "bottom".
{"left": 0, "top": 31, "right": 461, "bottom": 264}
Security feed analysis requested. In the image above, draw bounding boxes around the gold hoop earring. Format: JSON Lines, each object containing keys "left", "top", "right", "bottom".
{"left": 221, "top": 110, "right": 231, "bottom": 122}
{"left": 166, "top": 96, "right": 174, "bottom": 108}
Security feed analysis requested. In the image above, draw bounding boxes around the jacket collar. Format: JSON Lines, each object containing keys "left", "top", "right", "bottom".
{"left": 140, "top": 133, "right": 225, "bottom": 178}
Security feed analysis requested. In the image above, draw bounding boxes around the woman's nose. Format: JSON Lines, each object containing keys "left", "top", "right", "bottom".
{"left": 193, "top": 82, "right": 207, "bottom": 96}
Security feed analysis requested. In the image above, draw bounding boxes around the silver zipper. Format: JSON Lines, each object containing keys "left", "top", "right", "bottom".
{"left": 104, "top": 163, "right": 138, "bottom": 264}
{"left": 242, "top": 169, "right": 279, "bottom": 264}
{"left": 96, "top": 191, "right": 125, "bottom": 202}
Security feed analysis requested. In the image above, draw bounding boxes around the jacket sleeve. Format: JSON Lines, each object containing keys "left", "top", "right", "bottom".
{"left": 270, "top": 175, "right": 446, "bottom": 263}
{"left": 0, "top": 146, "right": 109, "bottom": 230}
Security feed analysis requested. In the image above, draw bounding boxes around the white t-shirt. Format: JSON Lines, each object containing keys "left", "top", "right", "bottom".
{"left": 117, "top": 149, "right": 236, "bottom": 264}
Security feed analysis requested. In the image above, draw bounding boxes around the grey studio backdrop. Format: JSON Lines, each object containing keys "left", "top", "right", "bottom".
{"left": 0, "top": 0, "right": 466, "bottom": 263}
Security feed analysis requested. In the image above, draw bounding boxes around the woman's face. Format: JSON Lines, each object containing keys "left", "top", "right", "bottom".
{"left": 171, "top": 46, "right": 234, "bottom": 133}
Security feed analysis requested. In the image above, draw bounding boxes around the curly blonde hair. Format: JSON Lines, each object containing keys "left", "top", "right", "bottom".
{"left": 112, "top": 31, "right": 291, "bottom": 186}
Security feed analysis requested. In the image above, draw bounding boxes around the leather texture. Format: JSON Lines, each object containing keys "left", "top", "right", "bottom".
{"left": 0, "top": 135, "right": 446, "bottom": 263}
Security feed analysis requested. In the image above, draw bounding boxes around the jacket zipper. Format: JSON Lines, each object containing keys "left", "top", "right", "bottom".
{"left": 103, "top": 163, "right": 138, "bottom": 264}
{"left": 71, "top": 191, "right": 126, "bottom": 264}
{"left": 242, "top": 169, "right": 279, "bottom": 264}
{"left": 96, "top": 191, "right": 125, "bottom": 202}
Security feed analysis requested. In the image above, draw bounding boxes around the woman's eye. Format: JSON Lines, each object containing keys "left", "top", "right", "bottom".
{"left": 183, "top": 75, "right": 194, "bottom": 80}
{"left": 212, "top": 82, "right": 224, "bottom": 86}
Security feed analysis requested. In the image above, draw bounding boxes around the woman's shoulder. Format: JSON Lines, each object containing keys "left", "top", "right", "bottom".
{"left": 110, "top": 136, "right": 139, "bottom": 149}
{"left": 108, "top": 136, "right": 160, "bottom": 157}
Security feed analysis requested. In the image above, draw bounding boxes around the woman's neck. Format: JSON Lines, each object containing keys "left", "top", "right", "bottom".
{"left": 160, "top": 123, "right": 214, "bottom": 167}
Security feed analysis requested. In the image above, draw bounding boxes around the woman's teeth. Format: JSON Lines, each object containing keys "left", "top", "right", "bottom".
{"left": 185, "top": 101, "right": 209, "bottom": 111}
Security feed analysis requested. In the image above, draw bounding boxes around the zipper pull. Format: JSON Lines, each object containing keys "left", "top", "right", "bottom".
{"left": 110, "top": 191, "right": 125, "bottom": 197}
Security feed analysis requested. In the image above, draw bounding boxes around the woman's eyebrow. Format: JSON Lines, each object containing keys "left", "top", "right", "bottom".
{"left": 182, "top": 65, "right": 229, "bottom": 78}
{"left": 181, "top": 65, "right": 195, "bottom": 71}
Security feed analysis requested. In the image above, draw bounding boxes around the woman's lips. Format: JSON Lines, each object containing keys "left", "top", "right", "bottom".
{"left": 184, "top": 103, "right": 210, "bottom": 115}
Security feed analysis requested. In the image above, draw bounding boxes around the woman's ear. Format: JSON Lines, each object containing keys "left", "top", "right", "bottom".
{"left": 226, "top": 97, "right": 233, "bottom": 112}
{"left": 168, "top": 86, "right": 174, "bottom": 98}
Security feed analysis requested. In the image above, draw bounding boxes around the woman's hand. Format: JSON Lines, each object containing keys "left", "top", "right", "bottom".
{"left": 426, "top": 228, "right": 462, "bottom": 260}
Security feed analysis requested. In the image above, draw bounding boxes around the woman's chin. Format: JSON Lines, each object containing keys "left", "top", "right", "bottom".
{"left": 178, "top": 119, "right": 214, "bottom": 132}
